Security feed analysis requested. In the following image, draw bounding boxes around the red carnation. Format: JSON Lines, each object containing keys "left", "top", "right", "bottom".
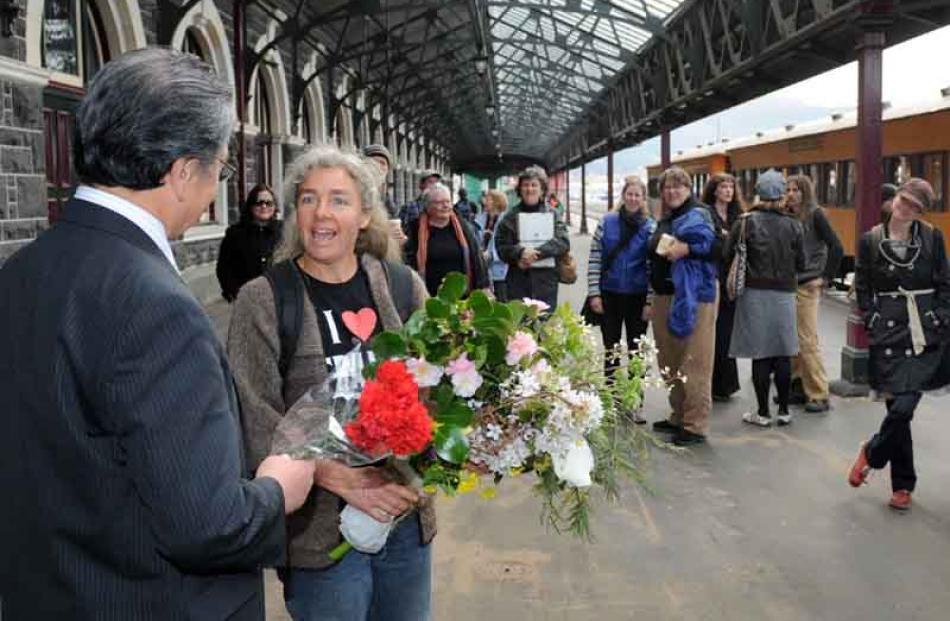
{"left": 345, "top": 360, "right": 433, "bottom": 457}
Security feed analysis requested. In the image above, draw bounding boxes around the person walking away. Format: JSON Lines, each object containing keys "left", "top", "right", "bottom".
{"left": 483, "top": 189, "right": 510, "bottom": 301}
{"left": 701, "top": 173, "right": 744, "bottom": 402}
{"left": 727, "top": 170, "right": 805, "bottom": 428}
{"left": 405, "top": 183, "right": 488, "bottom": 296}
{"left": 216, "top": 183, "right": 282, "bottom": 302}
{"left": 648, "top": 167, "right": 720, "bottom": 446}
{"left": 848, "top": 178, "right": 950, "bottom": 511}
{"left": 494, "top": 165, "right": 570, "bottom": 309}
{"left": 786, "top": 174, "right": 843, "bottom": 412}
{"left": 0, "top": 48, "right": 315, "bottom": 621}
{"left": 228, "top": 144, "right": 436, "bottom": 619}
{"left": 454, "top": 187, "right": 478, "bottom": 225}
{"left": 586, "top": 176, "right": 655, "bottom": 422}
{"left": 362, "top": 144, "right": 406, "bottom": 247}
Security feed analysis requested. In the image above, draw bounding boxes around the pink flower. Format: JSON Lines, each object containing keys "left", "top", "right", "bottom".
{"left": 446, "top": 353, "right": 476, "bottom": 376}
{"left": 522, "top": 298, "right": 550, "bottom": 313}
{"left": 506, "top": 331, "right": 539, "bottom": 366}
{"left": 406, "top": 357, "right": 444, "bottom": 388}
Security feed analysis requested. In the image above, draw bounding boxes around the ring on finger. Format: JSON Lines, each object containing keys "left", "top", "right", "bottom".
{"left": 374, "top": 507, "right": 393, "bottom": 521}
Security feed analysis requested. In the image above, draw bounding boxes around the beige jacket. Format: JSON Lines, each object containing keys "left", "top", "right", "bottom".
{"left": 227, "top": 253, "right": 435, "bottom": 569}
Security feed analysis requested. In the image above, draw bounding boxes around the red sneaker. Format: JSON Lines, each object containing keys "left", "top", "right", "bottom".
{"left": 848, "top": 442, "right": 871, "bottom": 487}
{"left": 889, "top": 490, "right": 912, "bottom": 511}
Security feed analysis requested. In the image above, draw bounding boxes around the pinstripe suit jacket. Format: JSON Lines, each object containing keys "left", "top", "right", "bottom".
{"left": 0, "top": 199, "right": 286, "bottom": 620}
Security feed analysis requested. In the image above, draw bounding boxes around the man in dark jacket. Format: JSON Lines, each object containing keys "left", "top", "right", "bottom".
{"left": 495, "top": 165, "right": 570, "bottom": 309}
{"left": 0, "top": 49, "right": 314, "bottom": 621}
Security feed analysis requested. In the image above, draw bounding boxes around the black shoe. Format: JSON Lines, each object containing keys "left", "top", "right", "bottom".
{"left": 652, "top": 419, "right": 681, "bottom": 434}
{"left": 804, "top": 399, "right": 831, "bottom": 413}
{"left": 673, "top": 429, "right": 707, "bottom": 446}
{"left": 712, "top": 393, "right": 732, "bottom": 403}
{"left": 774, "top": 392, "right": 806, "bottom": 406}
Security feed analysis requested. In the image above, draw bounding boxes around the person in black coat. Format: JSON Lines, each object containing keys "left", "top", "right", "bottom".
{"left": 849, "top": 178, "right": 950, "bottom": 511}
{"left": 216, "top": 183, "right": 282, "bottom": 302}
{"left": 701, "top": 173, "right": 745, "bottom": 402}
{"left": 0, "top": 48, "right": 315, "bottom": 621}
{"left": 404, "top": 182, "right": 488, "bottom": 296}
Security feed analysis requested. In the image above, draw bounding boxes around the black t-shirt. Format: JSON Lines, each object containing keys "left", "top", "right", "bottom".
{"left": 424, "top": 224, "right": 465, "bottom": 295}
{"left": 303, "top": 267, "right": 381, "bottom": 399}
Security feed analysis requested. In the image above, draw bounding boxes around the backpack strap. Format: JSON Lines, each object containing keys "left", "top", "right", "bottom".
{"left": 264, "top": 260, "right": 304, "bottom": 379}
{"left": 382, "top": 260, "right": 415, "bottom": 323}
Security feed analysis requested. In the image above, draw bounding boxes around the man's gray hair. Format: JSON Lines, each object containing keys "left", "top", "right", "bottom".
{"left": 421, "top": 182, "right": 452, "bottom": 207}
{"left": 74, "top": 48, "right": 234, "bottom": 189}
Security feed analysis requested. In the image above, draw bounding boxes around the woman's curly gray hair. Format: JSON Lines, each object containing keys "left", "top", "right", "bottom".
{"left": 272, "top": 144, "right": 395, "bottom": 263}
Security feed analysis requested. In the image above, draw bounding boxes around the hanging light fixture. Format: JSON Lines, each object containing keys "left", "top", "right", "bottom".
{"left": 474, "top": 57, "right": 488, "bottom": 76}
{"left": 485, "top": 105, "right": 495, "bottom": 117}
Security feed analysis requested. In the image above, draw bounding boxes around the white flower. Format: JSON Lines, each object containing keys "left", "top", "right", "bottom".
{"left": 339, "top": 504, "right": 394, "bottom": 553}
{"left": 405, "top": 357, "right": 444, "bottom": 388}
{"left": 451, "top": 369, "right": 483, "bottom": 398}
{"left": 484, "top": 423, "right": 503, "bottom": 441}
{"left": 552, "top": 440, "right": 595, "bottom": 488}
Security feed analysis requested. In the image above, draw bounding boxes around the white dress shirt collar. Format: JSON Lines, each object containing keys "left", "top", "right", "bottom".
{"left": 74, "top": 185, "right": 179, "bottom": 272}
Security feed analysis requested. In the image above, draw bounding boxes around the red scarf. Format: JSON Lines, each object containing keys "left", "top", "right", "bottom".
{"left": 415, "top": 211, "right": 472, "bottom": 290}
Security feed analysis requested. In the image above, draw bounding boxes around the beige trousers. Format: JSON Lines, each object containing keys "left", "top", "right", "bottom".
{"left": 792, "top": 279, "right": 829, "bottom": 400}
{"left": 652, "top": 293, "right": 718, "bottom": 436}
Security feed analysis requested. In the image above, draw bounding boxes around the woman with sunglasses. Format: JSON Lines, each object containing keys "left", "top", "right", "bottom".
{"left": 216, "top": 183, "right": 282, "bottom": 302}
{"left": 848, "top": 178, "right": 950, "bottom": 510}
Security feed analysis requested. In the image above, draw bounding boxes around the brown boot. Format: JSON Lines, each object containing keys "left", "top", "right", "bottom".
{"left": 889, "top": 490, "right": 912, "bottom": 511}
{"left": 848, "top": 442, "right": 870, "bottom": 487}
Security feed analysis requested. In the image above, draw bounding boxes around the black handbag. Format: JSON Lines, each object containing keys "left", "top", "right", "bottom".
{"left": 581, "top": 297, "right": 603, "bottom": 326}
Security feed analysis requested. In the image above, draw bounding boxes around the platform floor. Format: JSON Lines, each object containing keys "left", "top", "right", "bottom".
{"left": 207, "top": 227, "right": 950, "bottom": 621}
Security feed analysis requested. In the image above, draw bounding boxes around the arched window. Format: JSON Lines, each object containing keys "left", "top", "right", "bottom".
{"left": 255, "top": 71, "right": 273, "bottom": 187}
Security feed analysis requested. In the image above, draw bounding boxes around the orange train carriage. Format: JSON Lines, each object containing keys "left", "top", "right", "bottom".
{"left": 647, "top": 98, "right": 950, "bottom": 276}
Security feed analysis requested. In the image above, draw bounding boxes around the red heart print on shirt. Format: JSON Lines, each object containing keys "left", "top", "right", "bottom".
{"left": 341, "top": 308, "right": 378, "bottom": 342}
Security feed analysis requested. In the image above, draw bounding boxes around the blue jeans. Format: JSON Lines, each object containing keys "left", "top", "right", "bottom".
{"left": 279, "top": 516, "right": 432, "bottom": 621}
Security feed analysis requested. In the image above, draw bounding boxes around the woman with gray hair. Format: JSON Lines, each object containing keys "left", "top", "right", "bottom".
{"left": 227, "top": 144, "right": 435, "bottom": 620}
{"left": 404, "top": 182, "right": 488, "bottom": 296}
{"left": 494, "top": 165, "right": 570, "bottom": 308}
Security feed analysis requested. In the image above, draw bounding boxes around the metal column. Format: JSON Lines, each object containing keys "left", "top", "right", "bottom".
{"left": 607, "top": 142, "right": 614, "bottom": 212}
{"left": 661, "top": 129, "right": 671, "bottom": 170}
{"left": 580, "top": 162, "right": 588, "bottom": 235}
{"left": 832, "top": 29, "right": 885, "bottom": 397}
{"left": 233, "top": 0, "right": 247, "bottom": 206}
{"left": 565, "top": 167, "right": 572, "bottom": 227}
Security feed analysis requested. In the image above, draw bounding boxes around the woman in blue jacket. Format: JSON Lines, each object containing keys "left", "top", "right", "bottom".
{"left": 586, "top": 176, "right": 655, "bottom": 384}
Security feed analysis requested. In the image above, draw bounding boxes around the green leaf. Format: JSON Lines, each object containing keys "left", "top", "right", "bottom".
{"left": 427, "top": 341, "right": 452, "bottom": 364}
{"left": 485, "top": 334, "right": 506, "bottom": 365}
{"left": 492, "top": 303, "right": 513, "bottom": 322}
{"left": 405, "top": 310, "right": 426, "bottom": 336}
{"left": 473, "top": 316, "right": 511, "bottom": 336}
{"left": 435, "top": 383, "right": 455, "bottom": 409}
{"left": 435, "top": 400, "right": 474, "bottom": 427}
{"left": 371, "top": 331, "right": 406, "bottom": 358}
{"left": 434, "top": 425, "right": 470, "bottom": 464}
{"left": 437, "top": 272, "right": 467, "bottom": 303}
{"left": 506, "top": 300, "right": 527, "bottom": 325}
{"left": 469, "top": 290, "right": 493, "bottom": 318}
{"left": 425, "top": 297, "right": 450, "bottom": 319}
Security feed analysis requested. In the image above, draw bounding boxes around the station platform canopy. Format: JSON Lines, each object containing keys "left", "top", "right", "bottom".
{"left": 276, "top": 0, "right": 950, "bottom": 174}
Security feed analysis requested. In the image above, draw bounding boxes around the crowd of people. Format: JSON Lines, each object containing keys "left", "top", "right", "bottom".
{"left": 3, "top": 47, "right": 949, "bottom": 621}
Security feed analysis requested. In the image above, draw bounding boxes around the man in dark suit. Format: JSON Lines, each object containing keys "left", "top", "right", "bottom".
{"left": 0, "top": 49, "right": 315, "bottom": 620}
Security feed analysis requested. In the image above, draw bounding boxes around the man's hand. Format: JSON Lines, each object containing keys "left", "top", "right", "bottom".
{"left": 256, "top": 455, "right": 317, "bottom": 514}
{"left": 315, "top": 460, "right": 420, "bottom": 524}
{"left": 667, "top": 240, "right": 690, "bottom": 261}
{"left": 589, "top": 296, "right": 604, "bottom": 314}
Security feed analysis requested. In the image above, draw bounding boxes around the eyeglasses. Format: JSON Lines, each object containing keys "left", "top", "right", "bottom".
{"left": 253, "top": 199, "right": 275, "bottom": 207}
{"left": 217, "top": 157, "right": 238, "bottom": 182}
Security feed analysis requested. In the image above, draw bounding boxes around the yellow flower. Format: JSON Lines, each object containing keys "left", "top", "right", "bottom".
{"left": 458, "top": 470, "right": 479, "bottom": 494}
{"left": 479, "top": 487, "right": 497, "bottom": 500}
{"left": 423, "top": 484, "right": 438, "bottom": 495}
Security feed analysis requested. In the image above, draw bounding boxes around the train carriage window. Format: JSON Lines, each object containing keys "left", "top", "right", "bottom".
{"left": 844, "top": 161, "right": 856, "bottom": 206}
{"left": 922, "top": 153, "right": 945, "bottom": 212}
{"left": 824, "top": 163, "right": 838, "bottom": 205}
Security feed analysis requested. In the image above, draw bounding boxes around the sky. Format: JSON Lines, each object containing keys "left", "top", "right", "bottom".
{"left": 567, "top": 24, "right": 950, "bottom": 188}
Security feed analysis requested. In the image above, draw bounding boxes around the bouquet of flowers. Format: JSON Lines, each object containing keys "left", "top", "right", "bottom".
{"left": 282, "top": 273, "right": 674, "bottom": 559}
